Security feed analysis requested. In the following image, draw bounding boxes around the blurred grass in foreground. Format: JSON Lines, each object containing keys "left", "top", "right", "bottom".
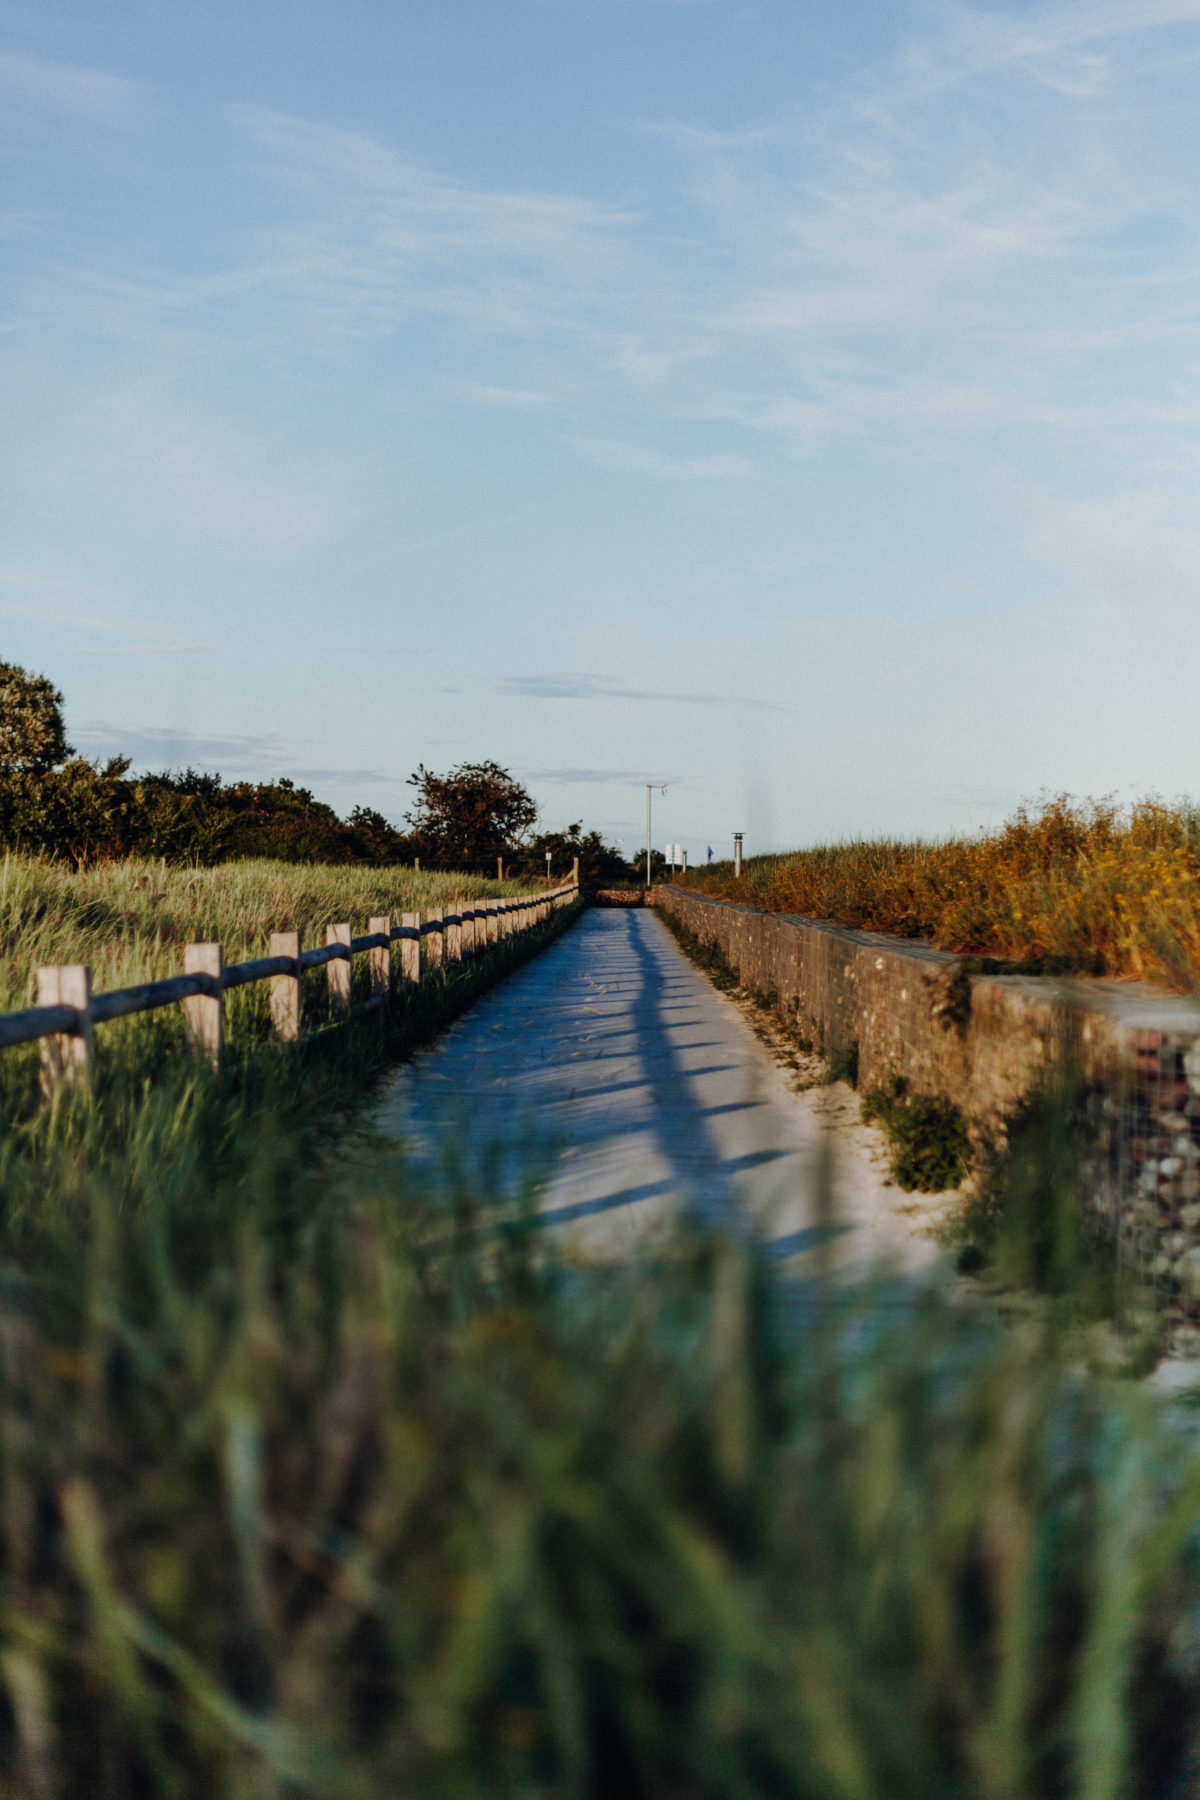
{"left": 0, "top": 1036, "right": 1199, "bottom": 1795}
{"left": 687, "top": 795, "right": 1200, "bottom": 991}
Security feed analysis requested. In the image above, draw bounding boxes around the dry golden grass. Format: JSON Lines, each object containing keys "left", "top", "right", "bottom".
{"left": 689, "top": 795, "right": 1200, "bottom": 990}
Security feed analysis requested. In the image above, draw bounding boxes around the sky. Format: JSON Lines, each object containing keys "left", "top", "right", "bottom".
{"left": 4, "top": 0, "right": 1200, "bottom": 862}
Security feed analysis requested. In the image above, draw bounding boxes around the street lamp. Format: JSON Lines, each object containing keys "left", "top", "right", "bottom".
{"left": 646, "top": 785, "right": 666, "bottom": 888}
{"left": 545, "top": 849, "right": 552, "bottom": 884}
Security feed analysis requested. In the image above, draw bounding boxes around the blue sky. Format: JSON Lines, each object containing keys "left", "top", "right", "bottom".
{"left": 5, "top": 0, "right": 1200, "bottom": 861}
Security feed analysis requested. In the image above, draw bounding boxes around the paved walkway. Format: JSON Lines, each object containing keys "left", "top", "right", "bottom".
{"left": 374, "top": 908, "right": 950, "bottom": 1276}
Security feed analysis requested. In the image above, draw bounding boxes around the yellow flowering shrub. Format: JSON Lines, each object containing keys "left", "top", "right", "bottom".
{"left": 689, "top": 796, "right": 1200, "bottom": 991}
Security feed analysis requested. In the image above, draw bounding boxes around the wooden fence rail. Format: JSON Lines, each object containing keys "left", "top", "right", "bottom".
{"left": 13, "top": 880, "right": 580, "bottom": 1091}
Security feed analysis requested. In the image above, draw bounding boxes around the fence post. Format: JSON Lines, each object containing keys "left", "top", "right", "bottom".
{"left": 487, "top": 900, "right": 498, "bottom": 947}
{"left": 497, "top": 856, "right": 504, "bottom": 880}
{"left": 183, "top": 943, "right": 223, "bottom": 1070}
{"left": 461, "top": 905, "right": 475, "bottom": 962}
{"left": 270, "top": 931, "right": 302, "bottom": 1041}
{"left": 572, "top": 857, "right": 579, "bottom": 889}
{"left": 401, "top": 912, "right": 420, "bottom": 985}
{"left": 446, "top": 903, "right": 461, "bottom": 964}
{"left": 426, "top": 906, "right": 443, "bottom": 969}
{"left": 36, "top": 965, "right": 92, "bottom": 1093}
{"left": 326, "top": 923, "right": 352, "bottom": 1017}
{"left": 369, "top": 916, "right": 391, "bottom": 1000}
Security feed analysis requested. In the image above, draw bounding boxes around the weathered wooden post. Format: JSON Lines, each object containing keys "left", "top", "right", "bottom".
{"left": 446, "top": 903, "right": 462, "bottom": 963}
{"left": 326, "top": 923, "right": 352, "bottom": 1017}
{"left": 572, "top": 856, "right": 579, "bottom": 890}
{"left": 270, "top": 931, "right": 302, "bottom": 1041}
{"left": 486, "top": 900, "right": 498, "bottom": 947}
{"left": 461, "top": 905, "right": 475, "bottom": 961}
{"left": 36, "top": 965, "right": 92, "bottom": 1093}
{"left": 368, "top": 916, "right": 390, "bottom": 1000}
{"left": 183, "top": 943, "right": 223, "bottom": 1070}
{"left": 497, "top": 856, "right": 504, "bottom": 880}
{"left": 401, "top": 912, "right": 421, "bottom": 985}
{"left": 426, "top": 906, "right": 444, "bottom": 968}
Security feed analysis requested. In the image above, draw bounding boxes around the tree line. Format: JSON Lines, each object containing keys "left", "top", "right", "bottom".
{"left": 0, "top": 662, "right": 637, "bottom": 880}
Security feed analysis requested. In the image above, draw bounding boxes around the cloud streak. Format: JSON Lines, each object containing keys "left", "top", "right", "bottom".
{"left": 0, "top": 46, "right": 149, "bottom": 129}
{"left": 500, "top": 674, "right": 787, "bottom": 709}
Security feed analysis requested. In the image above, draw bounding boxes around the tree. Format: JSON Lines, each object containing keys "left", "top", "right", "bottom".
{"left": 512, "top": 822, "right": 637, "bottom": 886}
{"left": 406, "top": 761, "right": 537, "bottom": 871}
{"left": 0, "top": 661, "right": 71, "bottom": 773}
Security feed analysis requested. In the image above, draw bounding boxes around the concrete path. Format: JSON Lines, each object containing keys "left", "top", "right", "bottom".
{"left": 374, "top": 908, "right": 951, "bottom": 1276}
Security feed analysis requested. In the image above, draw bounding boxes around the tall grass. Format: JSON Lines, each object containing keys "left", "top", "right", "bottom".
{"left": 688, "top": 795, "right": 1200, "bottom": 991}
{"left": 0, "top": 856, "right": 521, "bottom": 1009}
{"left": 0, "top": 1043, "right": 1197, "bottom": 1795}
{"left": 1, "top": 861, "right": 1198, "bottom": 1794}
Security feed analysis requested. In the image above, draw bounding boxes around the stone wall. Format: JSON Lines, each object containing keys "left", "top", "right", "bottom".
{"left": 651, "top": 885, "right": 1200, "bottom": 1312}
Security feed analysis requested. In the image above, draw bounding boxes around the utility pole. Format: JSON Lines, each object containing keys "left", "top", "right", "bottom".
{"left": 646, "top": 785, "right": 666, "bottom": 888}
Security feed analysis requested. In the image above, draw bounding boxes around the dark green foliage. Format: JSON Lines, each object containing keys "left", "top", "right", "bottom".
{"left": 510, "top": 822, "right": 637, "bottom": 886}
{"left": 406, "top": 761, "right": 538, "bottom": 872}
{"left": 0, "top": 660, "right": 71, "bottom": 772}
{"left": 825, "top": 1038, "right": 859, "bottom": 1088}
{"left": 862, "top": 1075, "right": 971, "bottom": 1191}
{"left": 950, "top": 1073, "right": 1121, "bottom": 1319}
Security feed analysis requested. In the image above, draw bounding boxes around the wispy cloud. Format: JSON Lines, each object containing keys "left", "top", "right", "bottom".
{"left": 527, "top": 766, "right": 682, "bottom": 784}
{"left": 573, "top": 437, "right": 754, "bottom": 480}
{"left": 0, "top": 45, "right": 149, "bottom": 129}
{"left": 72, "top": 724, "right": 295, "bottom": 774}
{"left": 71, "top": 643, "right": 216, "bottom": 657}
{"left": 501, "top": 674, "right": 786, "bottom": 709}
{"left": 223, "top": 102, "right": 638, "bottom": 346}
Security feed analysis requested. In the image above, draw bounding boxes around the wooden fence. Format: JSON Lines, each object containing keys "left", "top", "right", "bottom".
{"left": 9, "top": 881, "right": 580, "bottom": 1091}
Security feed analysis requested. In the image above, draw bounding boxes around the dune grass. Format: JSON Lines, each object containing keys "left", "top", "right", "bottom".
{"left": 687, "top": 795, "right": 1200, "bottom": 991}
{"left": 0, "top": 855, "right": 523, "bottom": 1009}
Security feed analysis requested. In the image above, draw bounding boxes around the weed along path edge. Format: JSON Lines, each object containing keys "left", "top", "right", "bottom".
{"left": 376, "top": 907, "right": 953, "bottom": 1272}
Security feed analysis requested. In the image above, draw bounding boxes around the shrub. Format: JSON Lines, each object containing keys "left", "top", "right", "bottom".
{"left": 861, "top": 1075, "right": 971, "bottom": 1191}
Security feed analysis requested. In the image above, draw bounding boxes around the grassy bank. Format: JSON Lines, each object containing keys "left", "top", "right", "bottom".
{"left": 0, "top": 857, "right": 549, "bottom": 1109}
{"left": 684, "top": 795, "right": 1200, "bottom": 991}
{"left": 0, "top": 856, "right": 523, "bottom": 1008}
